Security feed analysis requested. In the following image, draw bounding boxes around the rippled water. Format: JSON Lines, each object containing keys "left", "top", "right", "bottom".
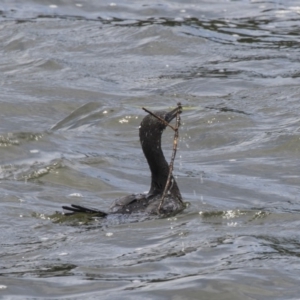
{"left": 1, "top": 0, "right": 300, "bottom": 299}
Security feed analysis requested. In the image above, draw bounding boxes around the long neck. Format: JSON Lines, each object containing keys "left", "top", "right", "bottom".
{"left": 140, "top": 128, "right": 181, "bottom": 198}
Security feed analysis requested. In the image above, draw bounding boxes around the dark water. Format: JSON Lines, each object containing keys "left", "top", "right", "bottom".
{"left": 1, "top": 0, "right": 300, "bottom": 299}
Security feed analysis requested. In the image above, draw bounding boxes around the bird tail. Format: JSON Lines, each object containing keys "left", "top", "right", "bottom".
{"left": 62, "top": 204, "right": 107, "bottom": 217}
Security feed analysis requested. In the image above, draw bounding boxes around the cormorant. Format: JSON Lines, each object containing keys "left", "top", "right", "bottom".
{"left": 62, "top": 106, "right": 185, "bottom": 217}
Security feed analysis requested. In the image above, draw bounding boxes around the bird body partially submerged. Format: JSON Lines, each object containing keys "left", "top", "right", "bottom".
{"left": 62, "top": 106, "right": 185, "bottom": 217}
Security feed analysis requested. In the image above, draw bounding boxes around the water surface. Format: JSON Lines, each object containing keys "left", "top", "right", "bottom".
{"left": 1, "top": 0, "right": 300, "bottom": 299}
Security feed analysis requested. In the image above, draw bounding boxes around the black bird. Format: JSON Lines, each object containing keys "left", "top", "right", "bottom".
{"left": 62, "top": 106, "right": 185, "bottom": 217}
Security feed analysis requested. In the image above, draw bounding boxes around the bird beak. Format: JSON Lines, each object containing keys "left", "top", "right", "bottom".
{"left": 165, "top": 105, "right": 182, "bottom": 123}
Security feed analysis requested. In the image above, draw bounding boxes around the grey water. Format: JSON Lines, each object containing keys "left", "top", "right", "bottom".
{"left": 1, "top": 0, "right": 300, "bottom": 299}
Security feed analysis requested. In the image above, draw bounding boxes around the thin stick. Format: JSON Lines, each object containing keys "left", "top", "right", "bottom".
{"left": 142, "top": 107, "right": 177, "bottom": 131}
{"left": 157, "top": 102, "right": 182, "bottom": 214}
